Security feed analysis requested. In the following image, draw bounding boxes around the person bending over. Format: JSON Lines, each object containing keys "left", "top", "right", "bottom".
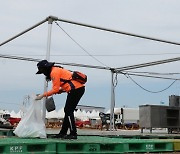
{"left": 35, "top": 60, "right": 85, "bottom": 139}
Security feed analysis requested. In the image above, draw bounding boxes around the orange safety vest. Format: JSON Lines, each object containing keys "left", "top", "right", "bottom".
{"left": 43, "top": 67, "right": 84, "bottom": 97}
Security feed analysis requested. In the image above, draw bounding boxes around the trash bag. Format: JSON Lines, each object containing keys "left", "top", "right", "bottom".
{"left": 13, "top": 94, "right": 47, "bottom": 138}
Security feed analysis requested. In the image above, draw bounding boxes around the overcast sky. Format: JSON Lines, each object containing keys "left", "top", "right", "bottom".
{"left": 1, "top": 0, "right": 180, "bottom": 112}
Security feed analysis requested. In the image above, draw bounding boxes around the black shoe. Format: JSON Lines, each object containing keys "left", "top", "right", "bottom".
{"left": 54, "top": 133, "right": 66, "bottom": 139}
{"left": 63, "top": 134, "right": 77, "bottom": 140}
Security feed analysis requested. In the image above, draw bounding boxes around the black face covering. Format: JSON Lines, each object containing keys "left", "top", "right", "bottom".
{"left": 41, "top": 67, "right": 52, "bottom": 81}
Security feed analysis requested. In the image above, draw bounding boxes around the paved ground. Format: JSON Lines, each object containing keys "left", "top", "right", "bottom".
{"left": 46, "top": 128, "right": 180, "bottom": 137}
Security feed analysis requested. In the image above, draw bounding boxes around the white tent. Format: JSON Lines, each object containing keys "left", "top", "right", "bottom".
{"left": 86, "top": 111, "right": 91, "bottom": 118}
{"left": 74, "top": 109, "right": 88, "bottom": 121}
{"left": 82, "top": 110, "right": 87, "bottom": 116}
{"left": 16, "top": 111, "right": 22, "bottom": 118}
{"left": 74, "top": 109, "right": 82, "bottom": 119}
{"left": 81, "top": 110, "right": 89, "bottom": 121}
{"left": 90, "top": 110, "right": 100, "bottom": 119}
{"left": 10, "top": 110, "right": 17, "bottom": 118}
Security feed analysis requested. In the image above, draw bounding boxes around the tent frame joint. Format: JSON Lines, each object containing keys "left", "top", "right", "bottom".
{"left": 46, "top": 16, "right": 58, "bottom": 24}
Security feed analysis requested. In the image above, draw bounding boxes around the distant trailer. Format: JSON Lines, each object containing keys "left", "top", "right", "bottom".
{"left": 121, "top": 108, "right": 139, "bottom": 124}
{"left": 106, "top": 107, "right": 139, "bottom": 129}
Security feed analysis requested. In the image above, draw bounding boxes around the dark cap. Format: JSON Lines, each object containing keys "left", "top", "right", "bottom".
{"left": 36, "top": 60, "right": 55, "bottom": 74}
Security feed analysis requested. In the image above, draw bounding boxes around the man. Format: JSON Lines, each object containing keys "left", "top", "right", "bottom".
{"left": 35, "top": 60, "right": 85, "bottom": 139}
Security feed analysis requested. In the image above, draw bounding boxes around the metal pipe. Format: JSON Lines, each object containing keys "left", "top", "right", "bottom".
{"left": 0, "top": 18, "right": 48, "bottom": 47}
{"left": 46, "top": 20, "right": 53, "bottom": 59}
{"left": 55, "top": 62, "right": 111, "bottom": 70}
{"left": 42, "top": 17, "right": 54, "bottom": 121}
{"left": 115, "top": 56, "right": 180, "bottom": 72}
{"left": 0, "top": 54, "right": 111, "bottom": 70}
{"left": 110, "top": 69, "right": 115, "bottom": 131}
{"left": 57, "top": 18, "right": 180, "bottom": 46}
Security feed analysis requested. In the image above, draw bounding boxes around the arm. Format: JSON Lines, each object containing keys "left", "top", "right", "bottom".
{"left": 43, "top": 71, "right": 61, "bottom": 97}
{"left": 35, "top": 69, "right": 61, "bottom": 100}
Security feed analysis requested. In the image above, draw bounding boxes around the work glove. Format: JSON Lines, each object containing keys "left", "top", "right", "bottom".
{"left": 57, "top": 87, "right": 65, "bottom": 94}
{"left": 35, "top": 94, "right": 44, "bottom": 100}
{"left": 58, "top": 89, "right": 65, "bottom": 94}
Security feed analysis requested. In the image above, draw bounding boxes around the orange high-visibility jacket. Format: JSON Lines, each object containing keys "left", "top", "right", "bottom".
{"left": 43, "top": 67, "right": 84, "bottom": 97}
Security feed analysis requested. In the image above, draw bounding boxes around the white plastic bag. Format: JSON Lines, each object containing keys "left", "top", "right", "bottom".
{"left": 13, "top": 94, "right": 47, "bottom": 138}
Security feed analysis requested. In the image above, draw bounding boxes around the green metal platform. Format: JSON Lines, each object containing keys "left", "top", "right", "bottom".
{"left": 0, "top": 136, "right": 175, "bottom": 153}
{"left": 0, "top": 128, "right": 180, "bottom": 153}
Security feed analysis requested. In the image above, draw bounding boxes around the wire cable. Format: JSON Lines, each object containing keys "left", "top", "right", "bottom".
{"left": 126, "top": 74, "right": 177, "bottom": 93}
{"left": 121, "top": 72, "right": 180, "bottom": 80}
{"left": 55, "top": 21, "right": 109, "bottom": 67}
{"left": 123, "top": 70, "right": 180, "bottom": 76}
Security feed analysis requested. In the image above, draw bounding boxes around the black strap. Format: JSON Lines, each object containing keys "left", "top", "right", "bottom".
{"left": 60, "top": 78, "right": 75, "bottom": 90}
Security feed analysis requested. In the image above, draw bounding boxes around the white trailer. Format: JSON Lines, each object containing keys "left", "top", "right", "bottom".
{"left": 106, "top": 107, "right": 139, "bottom": 124}
{"left": 121, "top": 108, "right": 139, "bottom": 124}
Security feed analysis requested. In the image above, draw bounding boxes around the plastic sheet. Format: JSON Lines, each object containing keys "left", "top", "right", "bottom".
{"left": 13, "top": 94, "right": 46, "bottom": 138}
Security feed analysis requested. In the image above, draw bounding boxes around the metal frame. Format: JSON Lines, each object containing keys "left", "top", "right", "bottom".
{"left": 1, "top": 15, "right": 180, "bottom": 130}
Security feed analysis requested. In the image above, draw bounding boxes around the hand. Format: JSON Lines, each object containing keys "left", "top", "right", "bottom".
{"left": 57, "top": 87, "right": 65, "bottom": 94}
{"left": 35, "top": 94, "right": 44, "bottom": 100}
